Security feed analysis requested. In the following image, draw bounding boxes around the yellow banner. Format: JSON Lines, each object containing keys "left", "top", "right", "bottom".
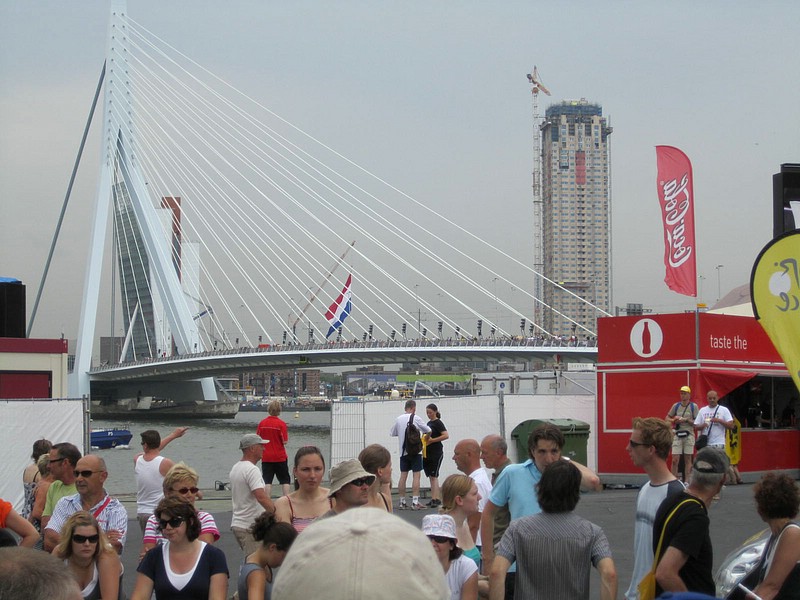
{"left": 725, "top": 417, "right": 742, "bottom": 466}
{"left": 751, "top": 231, "right": 800, "bottom": 392}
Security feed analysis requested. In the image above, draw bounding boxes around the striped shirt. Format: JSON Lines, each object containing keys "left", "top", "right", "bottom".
{"left": 496, "top": 511, "right": 612, "bottom": 599}
{"left": 45, "top": 492, "right": 128, "bottom": 550}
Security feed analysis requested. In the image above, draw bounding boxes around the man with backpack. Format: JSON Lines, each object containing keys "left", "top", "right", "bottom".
{"left": 666, "top": 386, "right": 699, "bottom": 481}
{"left": 390, "top": 399, "right": 431, "bottom": 510}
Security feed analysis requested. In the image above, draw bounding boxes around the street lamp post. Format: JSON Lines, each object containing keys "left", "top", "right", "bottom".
{"left": 414, "top": 284, "right": 421, "bottom": 335}
{"left": 492, "top": 277, "right": 499, "bottom": 325}
{"left": 715, "top": 265, "right": 724, "bottom": 303}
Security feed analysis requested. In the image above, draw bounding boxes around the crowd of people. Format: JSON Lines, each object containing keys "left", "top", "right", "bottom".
{"left": 1, "top": 389, "right": 799, "bottom": 600}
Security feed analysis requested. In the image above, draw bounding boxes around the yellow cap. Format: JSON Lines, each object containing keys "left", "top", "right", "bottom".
{"left": 680, "top": 386, "right": 691, "bottom": 393}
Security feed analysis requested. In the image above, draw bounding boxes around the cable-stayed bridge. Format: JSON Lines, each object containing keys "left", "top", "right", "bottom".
{"left": 65, "top": 1, "right": 606, "bottom": 404}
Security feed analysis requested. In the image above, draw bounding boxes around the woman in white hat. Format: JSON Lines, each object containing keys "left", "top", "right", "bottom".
{"left": 422, "top": 513, "right": 478, "bottom": 600}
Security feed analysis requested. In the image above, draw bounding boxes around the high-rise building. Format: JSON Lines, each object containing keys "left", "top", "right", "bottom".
{"left": 540, "top": 99, "right": 612, "bottom": 336}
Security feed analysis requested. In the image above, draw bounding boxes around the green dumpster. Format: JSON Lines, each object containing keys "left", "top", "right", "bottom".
{"left": 510, "top": 418, "right": 590, "bottom": 465}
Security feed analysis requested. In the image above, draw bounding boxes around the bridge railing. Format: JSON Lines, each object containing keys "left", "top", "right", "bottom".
{"left": 90, "top": 335, "right": 597, "bottom": 372}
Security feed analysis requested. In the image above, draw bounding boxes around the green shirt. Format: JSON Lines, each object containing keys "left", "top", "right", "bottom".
{"left": 43, "top": 480, "right": 77, "bottom": 517}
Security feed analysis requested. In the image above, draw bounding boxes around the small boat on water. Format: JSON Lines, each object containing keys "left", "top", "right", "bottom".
{"left": 91, "top": 426, "right": 133, "bottom": 449}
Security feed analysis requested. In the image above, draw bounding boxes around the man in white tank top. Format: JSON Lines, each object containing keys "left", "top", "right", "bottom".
{"left": 134, "top": 427, "right": 188, "bottom": 531}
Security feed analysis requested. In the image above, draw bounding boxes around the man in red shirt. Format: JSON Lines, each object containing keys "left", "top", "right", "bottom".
{"left": 256, "top": 400, "right": 290, "bottom": 497}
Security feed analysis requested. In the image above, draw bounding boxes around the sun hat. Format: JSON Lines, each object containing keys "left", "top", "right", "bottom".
{"left": 694, "top": 447, "right": 730, "bottom": 474}
{"left": 680, "top": 385, "right": 691, "bottom": 393}
{"left": 327, "top": 459, "right": 374, "bottom": 497}
{"left": 271, "top": 507, "right": 449, "bottom": 599}
{"left": 239, "top": 433, "right": 269, "bottom": 450}
{"left": 421, "top": 513, "right": 457, "bottom": 539}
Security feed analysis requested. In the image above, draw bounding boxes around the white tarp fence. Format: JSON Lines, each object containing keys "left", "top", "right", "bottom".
{"left": 1, "top": 398, "right": 87, "bottom": 512}
{"left": 330, "top": 393, "right": 597, "bottom": 488}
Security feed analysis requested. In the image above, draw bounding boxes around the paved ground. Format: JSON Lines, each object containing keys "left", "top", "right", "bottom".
{"left": 116, "top": 482, "right": 765, "bottom": 598}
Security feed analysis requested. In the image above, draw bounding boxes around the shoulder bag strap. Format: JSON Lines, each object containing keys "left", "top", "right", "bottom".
{"left": 707, "top": 406, "right": 720, "bottom": 435}
{"left": 92, "top": 495, "right": 112, "bottom": 519}
{"left": 651, "top": 498, "right": 703, "bottom": 568}
{"left": 755, "top": 523, "right": 794, "bottom": 582}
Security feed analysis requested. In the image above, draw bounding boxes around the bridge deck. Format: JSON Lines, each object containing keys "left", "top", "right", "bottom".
{"left": 89, "top": 338, "right": 597, "bottom": 382}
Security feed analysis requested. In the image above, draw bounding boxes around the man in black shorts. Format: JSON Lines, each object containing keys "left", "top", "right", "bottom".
{"left": 390, "top": 400, "right": 431, "bottom": 510}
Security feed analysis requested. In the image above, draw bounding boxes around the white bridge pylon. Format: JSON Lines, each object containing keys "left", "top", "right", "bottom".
{"left": 70, "top": 0, "right": 213, "bottom": 400}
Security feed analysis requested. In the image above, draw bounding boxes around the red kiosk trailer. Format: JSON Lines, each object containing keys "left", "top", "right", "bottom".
{"left": 596, "top": 312, "right": 800, "bottom": 484}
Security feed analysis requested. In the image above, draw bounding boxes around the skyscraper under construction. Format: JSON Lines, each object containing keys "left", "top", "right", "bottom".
{"left": 540, "top": 99, "right": 612, "bottom": 337}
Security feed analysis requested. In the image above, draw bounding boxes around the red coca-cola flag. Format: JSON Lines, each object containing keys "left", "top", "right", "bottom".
{"left": 655, "top": 145, "right": 697, "bottom": 297}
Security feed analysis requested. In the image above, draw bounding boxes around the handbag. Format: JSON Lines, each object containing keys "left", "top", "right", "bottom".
{"left": 638, "top": 497, "right": 702, "bottom": 600}
{"left": 672, "top": 402, "right": 694, "bottom": 439}
{"left": 696, "top": 407, "right": 719, "bottom": 450}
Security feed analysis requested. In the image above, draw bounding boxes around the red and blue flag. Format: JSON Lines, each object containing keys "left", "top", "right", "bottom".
{"left": 325, "top": 274, "right": 352, "bottom": 338}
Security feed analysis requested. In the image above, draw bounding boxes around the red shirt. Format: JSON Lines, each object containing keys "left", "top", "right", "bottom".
{"left": 0, "top": 499, "right": 11, "bottom": 528}
{"left": 256, "top": 415, "right": 288, "bottom": 462}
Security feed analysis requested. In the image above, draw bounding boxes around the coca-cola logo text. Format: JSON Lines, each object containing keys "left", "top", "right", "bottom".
{"left": 661, "top": 174, "right": 693, "bottom": 267}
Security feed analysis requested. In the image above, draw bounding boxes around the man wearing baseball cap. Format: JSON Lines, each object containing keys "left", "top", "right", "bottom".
{"left": 321, "top": 459, "right": 375, "bottom": 518}
{"left": 666, "top": 385, "right": 698, "bottom": 481}
{"left": 651, "top": 447, "right": 729, "bottom": 596}
{"left": 230, "top": 433, "right": 274, "bottom": 554}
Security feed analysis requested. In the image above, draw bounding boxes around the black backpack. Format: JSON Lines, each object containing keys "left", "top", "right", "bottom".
{"left": 404, "top": 413, "right": 422, "bottom": 456}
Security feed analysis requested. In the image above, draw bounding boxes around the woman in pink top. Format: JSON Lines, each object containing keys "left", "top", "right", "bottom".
{"left": 273, "top": 447, "right": 331, "bottom": 533}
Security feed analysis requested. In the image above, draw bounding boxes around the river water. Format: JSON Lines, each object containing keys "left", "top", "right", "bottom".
{"left": 93, "top": 411, "right": 331, "bottom": 496}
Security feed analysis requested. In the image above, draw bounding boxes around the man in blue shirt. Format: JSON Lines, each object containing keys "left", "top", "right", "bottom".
{"left": 480, "top": 424, "right": 601, "bottom": 598}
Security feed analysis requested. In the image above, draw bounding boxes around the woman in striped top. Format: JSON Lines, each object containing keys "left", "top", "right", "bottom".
{"left": 274, "top": 446, "right": 331, "bottom": 533}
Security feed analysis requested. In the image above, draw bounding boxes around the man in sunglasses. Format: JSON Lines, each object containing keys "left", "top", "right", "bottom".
{"left": 320, "top": 459, "right": 375, "bottom": 518}
{"left": 41, "top": 442, "right": 82, "bottom": 531}
{"left": 44, "top": 454, "right": 127, "bottom": 553}
{"left": 624, "top": 417, "right": 684, "bottom": 600}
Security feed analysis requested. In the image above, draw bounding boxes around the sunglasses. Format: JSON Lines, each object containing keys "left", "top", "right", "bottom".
{"left": 427, "top": 535, "right": 452, "bottom": 544}
{"left": 628, "top": 439, "right": 651, "bottom": 448}
{"left": 74, "top": 470, "right": 101, "bottom": 478}
{"left": 173, "top": 486, "right": 199, "bottom": 495}
{"left": 158, "top": 516, "right": 185, "bottom": 530}
{"left": 72, "top": 533, "right": 99, "bottom": 544}
{"left": 348, "top": 477, "right": 372, "bottom": 487}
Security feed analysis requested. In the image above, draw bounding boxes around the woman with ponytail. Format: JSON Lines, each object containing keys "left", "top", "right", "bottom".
{"left": 237, "top": 511, "right": 298, "bottom": 599}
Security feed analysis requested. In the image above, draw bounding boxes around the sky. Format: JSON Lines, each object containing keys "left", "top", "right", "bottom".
{"left": 1, "top": 0, "right": 798, "bottom": 341}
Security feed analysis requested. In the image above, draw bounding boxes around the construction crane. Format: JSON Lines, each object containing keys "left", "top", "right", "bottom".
{"left": 527, "top": 66, "right": 551, "bottom": 330}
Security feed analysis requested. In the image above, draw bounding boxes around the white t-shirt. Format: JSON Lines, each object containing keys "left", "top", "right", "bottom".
{"left": 446, "top": 554, "right": 478, "bottom": 600}
{"left": 389, "top": 412, "right": 431, "bottom": 457}
{"left": 624, "top": 479, "right": 685, "bottom": 600}
{"left": 468, "top": 467, "right": 493, "bottom": 548}
{"left": 229, "top": 460, "right": 266, "bottom": 529}
{"left": 694, "top": 404, "right": 733, "bottom": 446}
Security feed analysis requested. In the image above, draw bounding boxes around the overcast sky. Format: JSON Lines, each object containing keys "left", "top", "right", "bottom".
{"left": 1, "top": 1, "right": 798, "bottom": 340}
